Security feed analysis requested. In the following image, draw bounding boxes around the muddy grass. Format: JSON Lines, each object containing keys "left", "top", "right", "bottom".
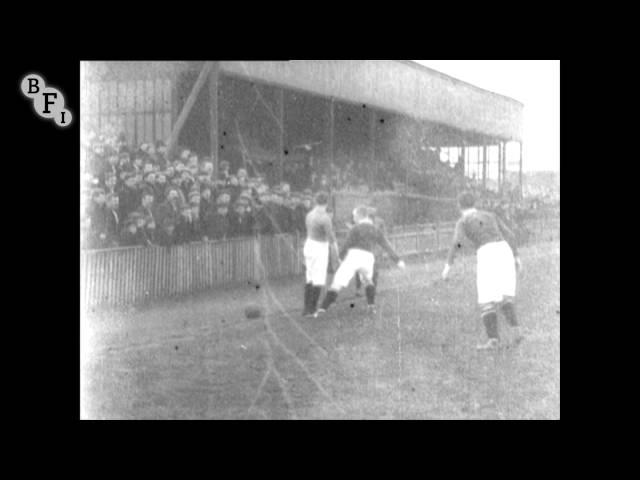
{"left": 81, "top": 241, "right": 560, "bottom": 419}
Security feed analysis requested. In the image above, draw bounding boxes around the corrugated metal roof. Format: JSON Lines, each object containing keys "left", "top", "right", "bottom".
{"left": 219, "top": 61, "right": 523, "bottom": 141}
{"left": 83, "top": 60, "right": 523, "bottom": 142}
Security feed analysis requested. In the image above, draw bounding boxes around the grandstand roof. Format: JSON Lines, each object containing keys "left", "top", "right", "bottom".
{"left": 85, "top": 60, "right": 523, "bottom": 142}
{"left": 219, "top": 61, "right": 523, "bottom": 142}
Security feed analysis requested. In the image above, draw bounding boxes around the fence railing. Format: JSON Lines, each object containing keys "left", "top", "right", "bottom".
{"left": 81, "top": 216, "right": 558, "bottom": 309}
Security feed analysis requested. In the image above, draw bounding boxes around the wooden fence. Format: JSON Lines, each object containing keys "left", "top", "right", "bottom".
{"left": 81, "top": 217, "right": 558, "bottom": 309}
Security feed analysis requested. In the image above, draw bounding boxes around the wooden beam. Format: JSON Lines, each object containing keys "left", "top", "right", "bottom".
{"left": 482, "top": 144, "right": 487, "bottom": 189}
{"left": 209, "top": 63, "right": 219, "bottom": 180}
{"left": 369, "top": 108, "right": 376, "bottom": 188}
{"left": 503, "top": 142, "right": 507, "bottom": 187}
{"left": 497, "top": 143, "right": 502, "bottom": 189}
{"left": 166, "top": 61, "right": 213, "bottom": 159}
{"left": 277, "top": 87, "right": 285, "bottom": 184}
{"left": 501, "top": 142, "right": 505, "bottom": 188}
{"left": 328, "top": 98, "right": 335, "bottom": 172}
{"left": 519, "top": 141, "right": 524, "bottom": 198}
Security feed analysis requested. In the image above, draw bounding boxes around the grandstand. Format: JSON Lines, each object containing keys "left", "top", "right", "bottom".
{"left": 81, "top": 61, "right": 532, "bottom": 308}
{"left": 82, "top": 61, "right": 524, "bottom": 213}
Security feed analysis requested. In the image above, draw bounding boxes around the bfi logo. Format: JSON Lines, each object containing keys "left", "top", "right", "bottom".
{"left": 21, "top": 74, "right": 72, "bottom": 127}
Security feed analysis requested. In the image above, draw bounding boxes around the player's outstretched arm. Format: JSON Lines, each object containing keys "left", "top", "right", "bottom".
{"left": 376, "top": 230, "right": 402, "bottom": 265}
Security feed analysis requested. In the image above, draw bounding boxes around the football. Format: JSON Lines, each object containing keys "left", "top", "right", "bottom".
{"left": 244, "top": 305, "right": 263, "bottom": 319}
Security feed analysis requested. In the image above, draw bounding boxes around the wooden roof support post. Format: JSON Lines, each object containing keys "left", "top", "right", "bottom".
{"left": 497, "top": 142, "right": 502, "bottom": 190}
{"left": 209, "top": 62, "right": 220, "bottom": 180}
{"left": 369, "top": 107, "right": 376, "bottom": 189}
{"left": 519, "top": 141, "right": 524, "bottom": 199}
{"left": 502, "top": 142, "right": 507, "bottom": 186}
{"left": 277, "top": 87, "right": 285, "bottom": 184}
{"left": 328, "top": 98, "right": 335, "bottom": 172}
{"left": 482, "top": 144, "right": 487, "bottom": 189}
{"left": 166, "top": 61, "right": 213, "bottom": 159}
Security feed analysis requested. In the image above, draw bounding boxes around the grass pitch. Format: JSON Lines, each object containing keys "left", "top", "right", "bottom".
{"left": 82, "top": 240, "right": 560, "bottom": 419}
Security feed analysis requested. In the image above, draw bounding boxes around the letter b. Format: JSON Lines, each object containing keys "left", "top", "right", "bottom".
{"left": 21, "top": 74, "right": 45, "bottom": 99}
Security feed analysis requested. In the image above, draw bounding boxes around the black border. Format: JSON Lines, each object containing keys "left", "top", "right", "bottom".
{"left": 11, "top": 52, "right": 566, "bottom": 433}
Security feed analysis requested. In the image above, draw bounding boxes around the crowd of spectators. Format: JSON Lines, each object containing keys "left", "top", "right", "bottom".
{"left": 82, "top": 129, "right": 556, "bottom": 250}
{"left": 300, "top": 152, "right": 461, "bottom": 196}
{"left": 81, "top": 132, "right": 314, "bottom": 250}
{"left": 470, "top": 183, "right": 559, "bottom": 246}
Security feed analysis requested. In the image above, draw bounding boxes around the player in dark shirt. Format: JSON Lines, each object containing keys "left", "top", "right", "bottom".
{"left": 316, "top": 206, "right": 405, "bottom": 316}
{"left": 354, "top": 207, "right": 384, "bottom": 296}
{"left": 442, "top": 191, "right": 523, "bottom": 350}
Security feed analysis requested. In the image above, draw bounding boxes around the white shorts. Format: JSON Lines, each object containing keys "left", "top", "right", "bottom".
{"left": 303, "top": 238, "right": 329, "bottom": 286}
{"left": 331, "top": 249, "right": 375, "bottom": 291}
{"left": 476, "top": 240, "right": 516, "bottom": 306}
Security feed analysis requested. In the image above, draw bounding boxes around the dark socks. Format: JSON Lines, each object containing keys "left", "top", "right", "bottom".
{"left": 365, "top": 285, "right": 376, "bottom": 305}
{"left": 320, "top": 290, "right": 338, "bottom": 310}
{"left": 303, "top": 283, "right": 313, "bottom": 314}
{"left": 482, "top": 312, "right": 499, "bottom": 339}
{"left": 310, "top": 286, "right": 323, "bottom": 312}
{"left": 501, "top": 302, "right": 518, "bottom": 326}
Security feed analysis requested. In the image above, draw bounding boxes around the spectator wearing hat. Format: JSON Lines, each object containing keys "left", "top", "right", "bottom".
{"left": 155, "top": 186, "right": 182, "bottom": 227}
{"left": 228, "top": 197, "right": 254, "bottom": 238}
{"left": 140, "top": 171, "right": 156, "bottom": 196}
{"left": 132, "top": 154, "right": 145, "bottom": 175}
{"left": 187, "top": 161, "right": 199, "bottom": 178}
{"left": 117, "top": 152, "right": 133, "bottom": 182}
{"left": 134, "top": 213, "right": 153, "bottom": 246}
{"left": 154, "top": 172, "right": 168, "bottom": 200}
{"left": 118, "top": 172, "right": 141, "bottom": 221}
{"left": 167, "top": 172, "right": 186, "bottom": 204}
{"left": 104, "top": 193, "right": 121, "bottom": 247}
{"left": 203, "top": 194, "right": 230, "bottom": 241}
{"left": 237, "top": 168, "right": 250, "bottom": 188}
{"left": 87, "top": 188, "right": 107, "bottom": 249}
{"left": 188, "top": 190, "right": 204, "bottom": 240}
{"left": 175, "top": 204, "right": 196, "bottom": 244}
{"left": 136, "top": 190, "right": 156, "bottom": 227}
{"left": 226, "top": 175, "right": 241, "bottom": 202}
{"left": 199, "top": 184, "right": 214, "bottom": 222}
{"left": 155, "top": 217, "right": 177, "bottom": 247}
{"left": 154, "top": 141, "right": 168, "bottom": 170}
{"left": 219, "top": 160, "right": 231, "bottom": 182}
{"left": 120, "top": 213, "right": 145, "bottom": 247}
{"left": 180, "top": 148, "right": 191, "bottom": 162}
{"left": 200, "top": 160, "right": 214, "bottom": 183}
{"left": 266, "top": 194, "right": 286, "bottom": 233}
{"left": 187, "top": 153, "right": 199, "bottom": 169}
{"left": 145, "top": 217, "right": 158, "bottom": 245}
{"left": 180, "top": 170, "right": 195, "bottom": 200}
{"left": 101, "top": 154, "right": 120, "bottom": 184}
{"left": 104, "top": 171, "right": 118, "bottom": 197}
{"left": 252, "top": 195, "right": 273, "bottom": 235}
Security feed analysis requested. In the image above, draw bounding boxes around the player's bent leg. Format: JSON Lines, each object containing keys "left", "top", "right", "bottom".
{"left": 355, "top": 273, "right": 363, "bottom": 296}
{"left": 310, "top": 284, "right": 323, "bottom": 313}
{"left": 303, "top": 282, "right": 314, "bottom": 316}
{"left": 500, "top": 297, "right": 518, "bottom": 326}
{"left": 316, "top": 287, "right": 341, "bottom": 317}
{"left": 478, "top": 302, "right": 500, "bottom": 350}
{"left": 501, "top": 297, "right": 524, "bottom": 346}
{"left": 316, "top": 251, "right": 358, "bottom": 316}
